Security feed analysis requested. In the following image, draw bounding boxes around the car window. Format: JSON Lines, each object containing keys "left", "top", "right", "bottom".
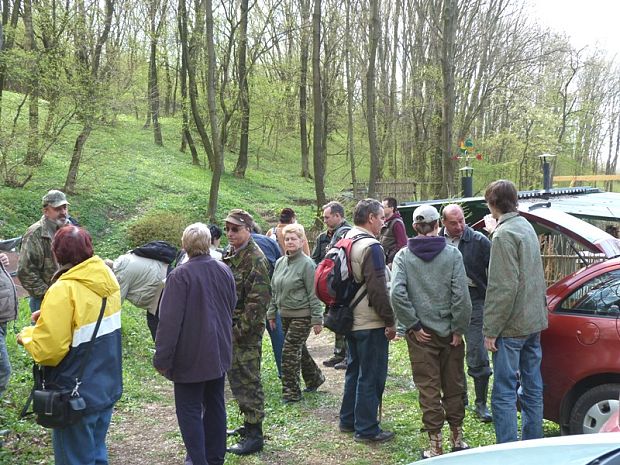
{"left": 559, "top": 270, "right": 620, "bottom": 316}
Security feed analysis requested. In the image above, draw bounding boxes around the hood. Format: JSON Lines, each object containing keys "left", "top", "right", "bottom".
{"left": 58, "top": 255, "right": 120, "bottom": 297}
{"left": 407, "top": 236, "right": 446, "bottom": 262}
{"left": 386, "top": 211, "right": 403, "bottom": 222}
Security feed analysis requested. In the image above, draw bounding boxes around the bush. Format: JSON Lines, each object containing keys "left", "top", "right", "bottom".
{"left": 126, "top": 211, "right": 189, "bottom": 248}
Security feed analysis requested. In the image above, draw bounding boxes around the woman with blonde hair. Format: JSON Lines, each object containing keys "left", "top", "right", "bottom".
{"left": 154, "top": 223, "right": 236, "bottom": 465}
{"left": 267, "top": 223, "right": 324, "bottom": 403}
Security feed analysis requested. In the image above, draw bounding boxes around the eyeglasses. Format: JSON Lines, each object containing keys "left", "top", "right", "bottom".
{"left": 225, "top": 226, "right": 241, "bottom": 233}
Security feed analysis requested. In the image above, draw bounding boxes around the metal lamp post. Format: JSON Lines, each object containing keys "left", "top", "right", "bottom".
{"left": 460, "top": 165, "right": 474, "bottom": 197}
{"left": 539, "top": 153, "right": 556, "bottom": 192}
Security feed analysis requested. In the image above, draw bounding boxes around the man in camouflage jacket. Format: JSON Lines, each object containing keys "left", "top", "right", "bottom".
{"left": 18, "top": 190, "right": 70, "bottom": 312}
{"left": 223, "top": 209, "right": 271, "bottom": 456}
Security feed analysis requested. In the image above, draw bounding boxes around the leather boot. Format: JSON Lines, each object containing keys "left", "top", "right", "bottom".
{"left": 474, "top": 377, "right": 493, "bottom": 423}
{"left": 227, "top": 422, "right": 264, "bottom": 455}
{"left": 226, "top": 425, "right": 246, "bottom": 437}
{"left": 421, "top": 431, "right": 442, "bottom": 459}
{"left": 449, "top": 425, "right": 469, "bottom": 452}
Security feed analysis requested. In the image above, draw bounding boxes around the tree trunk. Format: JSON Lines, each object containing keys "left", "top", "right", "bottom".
{"left": 64, "top": 0, "right": 114, "bottom": 193}
{"left": 344, "top": 0, "right": 356, "bottom": 194}
{"left": 312, "top": 0, "right": 326, "bottom": 209}
{"left": 64, "top": 125, "right": 92, "bottom": 193}
{"left": 440, "top": 0, "right": 457, "bottom": 197}
{"left": 205, "top": 0, "right": 223, "bottom": 221}
{"left": 148, "top": 36, "right": 163, "bottom": 145}
{"left": 299, "top": 0, "right": 311, "bottom": 179}
{"left": 178, "top": 19, "right": 200, "bottom": 165}
{"left": 366, "top": 0, "right": 380, "bottom": 198}
{"left": 233, "top": 0, "right": 250, "bottom": 178}
{"left": 23, "top": 0, "right": 40, "bottom": 165}
{"left": 179, "top": 0, "right": 214, "bottom": 169}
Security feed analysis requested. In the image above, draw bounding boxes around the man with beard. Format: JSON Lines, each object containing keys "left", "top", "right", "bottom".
{"left": 18, "top": 190, "right": 71, "bottom": 312}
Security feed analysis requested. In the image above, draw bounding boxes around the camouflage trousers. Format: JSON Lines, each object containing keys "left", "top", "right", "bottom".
{"left": 228, "top": 341, "right": 265, "bottom": 424}
{"left": 281, "top": 317, "right": 324, "bottom": 401}
{"left": 334, "top": 333, "right": 347, "bottom": 356}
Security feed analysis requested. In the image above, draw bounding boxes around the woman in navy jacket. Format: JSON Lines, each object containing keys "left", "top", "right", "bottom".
{"left": 154, "top": 223, "right": 237, "bottom": 465}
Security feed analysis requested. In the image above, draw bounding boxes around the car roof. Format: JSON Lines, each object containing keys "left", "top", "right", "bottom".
{"left": 415, "top": 433, "right": 620, "bottom": 465}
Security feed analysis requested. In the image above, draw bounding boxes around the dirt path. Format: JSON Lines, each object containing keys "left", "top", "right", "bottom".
{"left": 107, "top": 330, "right": 348, "bottom": 465}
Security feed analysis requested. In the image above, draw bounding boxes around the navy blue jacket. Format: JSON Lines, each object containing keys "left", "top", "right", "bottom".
{"left": 154, "top": 254, "right": 236, "bottom": 383}
{"left": 440, "top": 225, "right": 491, "bottom": 294}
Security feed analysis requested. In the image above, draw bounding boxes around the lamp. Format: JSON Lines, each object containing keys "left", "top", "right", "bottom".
{"left": 459, "top": 166, "right": 474, "bottom": 197}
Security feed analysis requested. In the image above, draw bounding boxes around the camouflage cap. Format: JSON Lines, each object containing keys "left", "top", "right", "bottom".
{"left": 225, "top": 209, "right": 254, "bottom": 228}
{"left": 42, "top": 190, "right": 69, "bottom": 208}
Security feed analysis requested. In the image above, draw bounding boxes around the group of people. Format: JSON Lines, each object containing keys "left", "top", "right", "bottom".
{"left": 0, "top": 179, "right": 549, "bottom": 464}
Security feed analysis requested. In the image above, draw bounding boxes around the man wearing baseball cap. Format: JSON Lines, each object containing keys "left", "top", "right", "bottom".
{"left": 390, "top": 204, "right": 472, "bottom": 457}
{"left": 222, "top": 209, "right": 271, "bottom": 455}
{"left": 18, "top": 190, "right": 71, "bottom": 312}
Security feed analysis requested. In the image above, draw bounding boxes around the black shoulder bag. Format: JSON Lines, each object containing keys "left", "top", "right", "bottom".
{"left": 22, "top": 297, "right": 107, "bottom": 429}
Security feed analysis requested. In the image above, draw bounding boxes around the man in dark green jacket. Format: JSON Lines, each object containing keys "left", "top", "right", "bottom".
{"left": 483, "top": 180, "right": 548, "bottom": 444}
{"left": 18, "top": 190, "right": 70, "bottom": 312}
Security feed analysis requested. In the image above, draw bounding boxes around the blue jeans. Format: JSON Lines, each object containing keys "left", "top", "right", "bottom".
{"left": 52, "top": 407, "right": 114, "bottom": 464}
{"left": 0, "top": 323, "right": 10, "bottom": 398}
{"left": 29, "top": 296, "right": 42, "bottom": 313}
{"left": 339, "top": 328, "right": 389, "bottom": 437}
{"left": 266, "top": 313, "right": 284, "bottom": 377}
{"left": 491, "top": 333, "right": 543, "bottom": 443}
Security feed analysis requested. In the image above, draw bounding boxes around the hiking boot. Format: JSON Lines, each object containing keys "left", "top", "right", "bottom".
{"left": 226, "top": 425, "right": 246, "bottom": 437}
{"left": 323, "top": 355, "right": 344, "bottom": 367}
{"left": 354, "top": 430, "right": 395, "bottom": 443}
{"left": 334, "top": 359, "right": 348, "bottom": 370}
{"left": 304, "top": 373, "right": 326, "bottom": 392}
{"left": 449, "top": 425, "right": 469, "bottom": 452}
{"left": 282, "top": 397, "right": 301, "bottom": 405}
{"left": 227, "top": 422, "right": 264, "bottom": 455}
{"left": 421, "top": 431, "right": 443, "bottom": 459}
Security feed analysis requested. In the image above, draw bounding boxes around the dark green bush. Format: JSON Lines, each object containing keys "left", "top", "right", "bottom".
{"left": 126, "top": 211, "right": 189, "bottom": 248}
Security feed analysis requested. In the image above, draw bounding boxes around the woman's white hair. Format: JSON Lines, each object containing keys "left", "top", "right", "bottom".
{"left": 182, "top": 222, "right": 212, "bottom": 257}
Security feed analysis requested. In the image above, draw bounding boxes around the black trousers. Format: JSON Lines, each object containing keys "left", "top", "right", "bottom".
{"left": 174, "top": 376, "right": 227, "bottom": 465}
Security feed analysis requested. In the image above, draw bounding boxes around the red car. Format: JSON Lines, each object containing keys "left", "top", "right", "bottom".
{"left": 476, "top": 203, "right": 620, "bottom": 435}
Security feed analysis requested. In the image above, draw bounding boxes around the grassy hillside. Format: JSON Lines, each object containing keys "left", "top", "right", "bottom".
{"left": 0, "top": 92, "right": 361, "bottom": 256}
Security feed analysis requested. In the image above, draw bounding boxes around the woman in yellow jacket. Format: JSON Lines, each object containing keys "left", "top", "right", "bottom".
{"left": 18, "top": 226, "right": 122, "bottom": 465}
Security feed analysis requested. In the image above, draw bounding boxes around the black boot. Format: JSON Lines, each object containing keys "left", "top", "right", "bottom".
{"left": 227, "top": 422, "right": 264, "bottom": 455}
{"left": 226, "top": 425, "right": 246, "bottom": 437}
{"left": 473, "top": 377, "right": 492, "bottom": 423}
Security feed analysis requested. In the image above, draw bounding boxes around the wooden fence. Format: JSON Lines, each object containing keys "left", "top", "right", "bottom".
{"left": 350, "top": 180, "right": 418, "bottom": 201}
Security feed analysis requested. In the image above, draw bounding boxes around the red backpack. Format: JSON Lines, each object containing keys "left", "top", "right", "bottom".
{"left": 314, "top": 233, "right": 373, "bottom": 308}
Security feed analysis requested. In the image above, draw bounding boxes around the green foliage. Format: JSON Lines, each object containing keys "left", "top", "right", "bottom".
{"left": 125, "top": 211, "right": 189, "bottom": 248}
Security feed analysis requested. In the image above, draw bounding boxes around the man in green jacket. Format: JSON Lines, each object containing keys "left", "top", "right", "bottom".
{"left": 18, "top": 190, "right": 70, "bottom": 312}
{"left": 483, "top": 180, "right": 548, "bottom": 444}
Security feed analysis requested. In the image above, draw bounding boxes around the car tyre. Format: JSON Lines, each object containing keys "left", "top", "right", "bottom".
{"left": 568, "top": 383, "right": 620, "bottom": 434}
